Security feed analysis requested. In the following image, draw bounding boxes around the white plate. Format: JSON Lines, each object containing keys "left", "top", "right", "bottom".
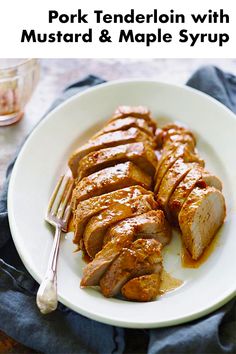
{"left": 8, "top": 80, "right": 236, "bottom": 328}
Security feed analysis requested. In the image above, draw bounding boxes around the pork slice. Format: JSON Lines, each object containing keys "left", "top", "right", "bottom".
{"left": 162, "top": 124, "right": 196, "bottom": 142}
{"left": 168, "top": 167, "right": 223, "bottom": 225}
{"left": 112, "top": 106, "right": 151, "bottom": 120}
{"left": 157, "top": 159, "right": 198, "bottom": 214}
{"left": 93, "top": 117, "right": 155, "bottom": 138}
{"left": 72, "top": 162, "right": 152, "bottom": 204}
{"left": 202, "top": 172, "right": 223, "bottom": 191}
{"left": 100, "top": 239, "right": 162, "bottom": 297}
{"left": 163, "top": 133, "right": 196, "bottom": 150}
{"left": 72, "top": 180, "right": 149, "bottom": 212}
{"left": 155, "top": 128, "right": 165, "bottom": 149}
{"left": 156, "top": 127, "right": 196, "bottom": 150}
{"left": 178, "top": 187, "right": 226, "bottom": 260}
{"left": 162, "top": 130, "right": 196, "bottom": 151}
{"left": 154, "top": 135, "right": 196, "bottom": 175}
{"left": 104, "top": 210, "right": 172, "bottom": 247}
{"left": 154, "top": 145, "right": 181, "bottom": 192}
{"left": 80, "top": 234, "right": 133, "bottom": 287}
{"left": 73, "top": 185, "right": 150, "bottom": 246}
{"left": 121, "top": 272, "right": 162, "bottom": 302}
{"left": 154, "top": 144, "right": 179, "bottom": 179}
{"left": 68, "top": 128, "right": 155, "bottom": 177}
{"left": 168, "top": 166, "right": 203, "bottom": 225}
{"left": 83, "top": 194, "right": 158, "bottom": 258}
{"left": 162, "top": 123, "right": 189, "bottom": 131}
{"left": 154, "top": 145, "right": 200, "bottom": 193}
{"left": 77, "top": 142, "right": 157, "bottom": 179}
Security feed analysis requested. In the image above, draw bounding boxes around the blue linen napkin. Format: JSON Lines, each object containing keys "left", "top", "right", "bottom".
{"left": 0, "top": 67, "right": 235, "bottom": 354}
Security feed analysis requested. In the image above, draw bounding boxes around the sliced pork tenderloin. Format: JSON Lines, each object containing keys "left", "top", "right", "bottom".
{"left": 121, "top": 273, "right": 162, "bottom": 302}
{"left": 83, "top": 194, "right": 158, "bottom": 258}
{"left": 100, "top": 239, "right": 162, "bottom": 298}
{"left": 104, "top": 210, "right": 171, "bottom": 247}
{"left": 168, "top": 167, "right": 223, "bottom": 225}
{"left": 81, "top": 210, "right": 171, "bottom": 287}
{"left": 157, "top": 159, "right": 198, "bottom": 215}
{"left": 72, "top": 181, "right": 150, "bottom": 212}
{"left": 202, "top": 172, "right": 223, "bottom": 191}
{"left": 154, "top": 145, "right": 203, "bottom": 193}
{"left": 178, "top": 186, "right": 226, "bottom": 260}
{"left": 80, "top": 233, "right": 133, "bottom": 287}
{"left": 154, "top": 144, "right": 180, "bottom": 178}
{"left": 68, "top": 127, "right": 155, "bottom": 177}
{"left": 77, "top": 142, "right": 157, "bottom": 179}
{"left": 72, "top": 162, "right": 152, "bottom": 204}
{"left": 168, "top": 166, "right": 203, "bottom": 225}
{"left": 163, "top": 133, "right": 196, "bottom": 151}
{"left": 162, "top": 124, "right": 196, "bottom": 141}
{"left": 73, "top": 185, "right": 151, "bottom": 246}
{"left": 93, "top": 117, "right": 155, "bottom": 138}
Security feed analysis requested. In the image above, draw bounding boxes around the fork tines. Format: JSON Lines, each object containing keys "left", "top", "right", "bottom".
{"left": 46, "top": 170, "right": 74, "bottom": 231}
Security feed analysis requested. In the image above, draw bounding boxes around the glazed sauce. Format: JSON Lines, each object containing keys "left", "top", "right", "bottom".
{"left": 82, "top": 252, "right": 93, "bottom": 264}
{"left": 159, "top": 270, "right": 183, "bottom": 294}
{"left": 181, "top": 233, "right": 220, "bottom": 268}
{"left": 68, "top": 214, "right": 74, "bottom": 232}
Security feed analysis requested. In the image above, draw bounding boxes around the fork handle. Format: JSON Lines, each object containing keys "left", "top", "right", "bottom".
{"left": 36, "top": 226, "right": 61, "bottom": 314}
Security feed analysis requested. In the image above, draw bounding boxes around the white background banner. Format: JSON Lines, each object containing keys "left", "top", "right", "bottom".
{"left": 0, "top": 0, "right": 235, "bottom": 58}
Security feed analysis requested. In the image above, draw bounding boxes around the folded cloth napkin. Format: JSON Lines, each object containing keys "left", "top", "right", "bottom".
{"left": 0, "top": 66, "right": 235, "bottom": 354}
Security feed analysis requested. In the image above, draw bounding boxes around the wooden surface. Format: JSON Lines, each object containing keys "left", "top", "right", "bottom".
{"left": 0, "top": 58, "right": 236, "bottom": 353}
{"left": 0, "top": 331, "right": 38, "bottom": 354}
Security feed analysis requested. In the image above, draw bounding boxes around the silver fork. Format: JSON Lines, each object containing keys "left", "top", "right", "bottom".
{"left": 36, "top": 170, "right": 74, "bottom": 314}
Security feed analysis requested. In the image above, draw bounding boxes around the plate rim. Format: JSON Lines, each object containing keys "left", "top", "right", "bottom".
{"left": 8, "top": 79, "right": 236, "bottom": 328}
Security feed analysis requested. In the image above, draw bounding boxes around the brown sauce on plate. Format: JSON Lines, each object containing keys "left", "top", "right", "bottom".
{"left": 159, "top": 270, "right": 183, "bottom": 294}
{"left": 82, "top": 252, "right": 93, "bottom": 264}
{"left": 181, "top": 233, "right": 220, "bottom": 268}
{"left": 68, "top": 214, "right": 74, "bottom": 232}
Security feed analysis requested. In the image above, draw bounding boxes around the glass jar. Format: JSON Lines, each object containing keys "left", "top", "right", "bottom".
{"left": 0, "top": 59, "right": 40, "bottom": 126}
